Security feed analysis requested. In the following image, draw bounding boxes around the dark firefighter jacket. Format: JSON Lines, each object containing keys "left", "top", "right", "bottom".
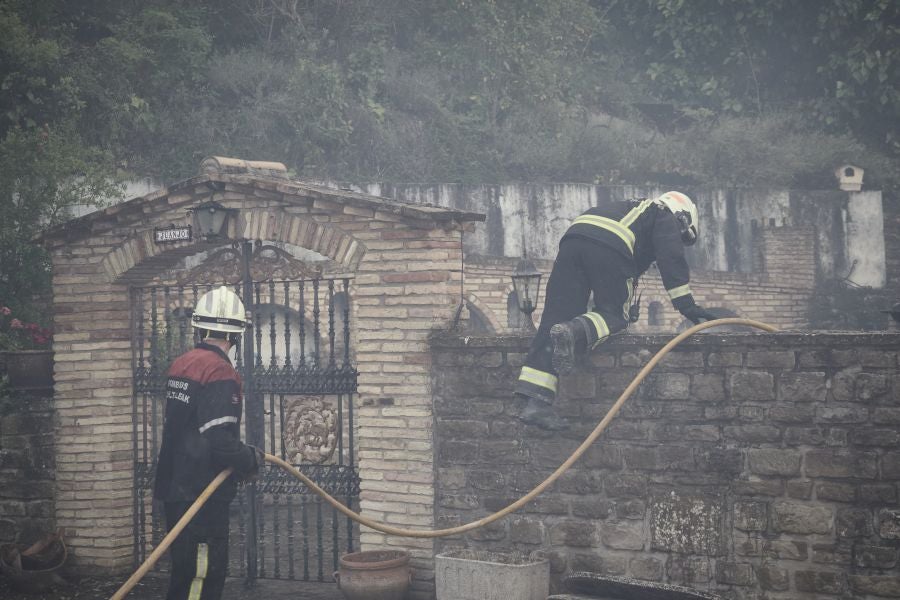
{"left": 561, "top": 198, "right": 697, "bottom": 311}
{"left": 153, "top": 342, "right": 257, "bottom": 504}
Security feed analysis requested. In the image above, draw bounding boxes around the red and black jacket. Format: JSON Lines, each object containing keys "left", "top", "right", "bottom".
{"left": 153, "top": 343, "right": 258, "bottom": 504}
{"left": 562, "top": 199, "right": 697, "bottom": 312}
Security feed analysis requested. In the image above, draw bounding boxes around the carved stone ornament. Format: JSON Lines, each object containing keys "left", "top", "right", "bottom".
{"left": 283, "top": 396, "right": 338, "bottom": 464}
{"left": 174, "top": 243, "right": 325, "bottom": 286}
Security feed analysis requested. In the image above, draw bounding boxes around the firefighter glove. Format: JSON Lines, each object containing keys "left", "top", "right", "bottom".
{"left": 681, "top": 304, "right": 717, "bottom": 325}
{"left": 242, "top": 444, "right": 265, "bottom": 481}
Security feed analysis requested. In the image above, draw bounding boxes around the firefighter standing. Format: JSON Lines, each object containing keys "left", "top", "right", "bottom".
{"left": 153, "top": 286, "right": 264, "bottom": 600}
{"left": 515, "top": 191, "right": 717, "bottom": 430}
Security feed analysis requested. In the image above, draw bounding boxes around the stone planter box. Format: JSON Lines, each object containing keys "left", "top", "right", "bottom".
{"left": 1, "top": 350, "right": 54, "bottom": 391}
{"left": 435, "top": 550, "right": 549, "bottom": 600}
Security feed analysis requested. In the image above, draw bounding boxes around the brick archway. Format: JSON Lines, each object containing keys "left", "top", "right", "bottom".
{"left": 100, "top": 208, "right": 367, "bottom": 283}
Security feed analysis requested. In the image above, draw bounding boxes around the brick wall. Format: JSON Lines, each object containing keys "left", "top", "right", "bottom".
{"left": 0, "top": 391, "right": 56, "bottom": 545}
{"left": 461, "top": 224, "right": 816, "bottom": 335}
{"left": 430, "top": 332, "right": 900, "bottom": 599}
{"left": 44, "top": 172, "right": 477, "bottom": 583}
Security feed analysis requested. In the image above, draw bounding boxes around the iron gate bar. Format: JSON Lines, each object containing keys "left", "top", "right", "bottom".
{"left": 130, "top": 273, "right": 360, "bottom": 582}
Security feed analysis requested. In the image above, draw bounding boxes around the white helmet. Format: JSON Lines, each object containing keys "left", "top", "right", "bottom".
{"left": 191, "top": 286, "right": 249, "bottom": 333}
{"left": 656, "top": 191, "right": 699, "bottom": 246}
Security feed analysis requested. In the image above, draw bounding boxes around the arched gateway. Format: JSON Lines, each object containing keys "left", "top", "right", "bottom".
{"left": 42, "top": 158, "right": 483, "bottom": 589}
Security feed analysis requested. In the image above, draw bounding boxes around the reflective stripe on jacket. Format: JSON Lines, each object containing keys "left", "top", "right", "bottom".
{"left": 562, "top": 199, "right": 696, "bottom": 311}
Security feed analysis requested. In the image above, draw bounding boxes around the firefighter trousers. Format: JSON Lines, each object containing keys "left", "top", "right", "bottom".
{"left": 516, "top": 236, "right": 633, "bottom": 401}
{"left": 164, "top": 500, "right": 230, "bottom": 600}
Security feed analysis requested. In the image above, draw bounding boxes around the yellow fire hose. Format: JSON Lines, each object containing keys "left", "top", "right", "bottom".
{"left": 111, "top": 317, "right": 778, "bottom": 599}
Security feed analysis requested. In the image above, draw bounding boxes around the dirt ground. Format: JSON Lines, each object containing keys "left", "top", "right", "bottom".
{"left": 0, "top": 572, "right": 344, "bottom": 600}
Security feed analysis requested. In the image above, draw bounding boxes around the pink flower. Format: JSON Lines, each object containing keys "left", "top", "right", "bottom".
{"left": 10, "top": 318, "right": 23, "bottom": 329}
{"left": 0, "top": 306, "right": 10, "bottom": 315}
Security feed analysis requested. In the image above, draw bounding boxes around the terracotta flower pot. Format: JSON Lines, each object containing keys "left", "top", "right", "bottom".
{"left": 2, "top": 350, "right": 54, "bottom": 391}
{"left": 334, "top": 550, "right": 411, "bottom": 600}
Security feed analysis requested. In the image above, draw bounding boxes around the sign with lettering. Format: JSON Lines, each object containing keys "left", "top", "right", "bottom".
{"left": 154, "top": 225, "right": 192, "bottom": 244}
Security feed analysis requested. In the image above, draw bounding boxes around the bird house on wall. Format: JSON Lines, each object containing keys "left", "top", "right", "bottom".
{"left": 834, "top": 164, "right": 864, "bottom": 192}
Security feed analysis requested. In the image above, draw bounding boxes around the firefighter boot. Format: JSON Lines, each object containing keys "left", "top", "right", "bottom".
{"left": 550, "top": 318, "right": 590, "bottom": 375}
{"left": 518, "top": 395, "right": 569, "bottom": 431}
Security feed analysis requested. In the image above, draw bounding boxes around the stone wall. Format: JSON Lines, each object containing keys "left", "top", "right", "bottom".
{"left": 430, "top": 331, "right": 900, "bottom": 599}
{"left": 0, "top": 390, "right": 56, "bottom": 545}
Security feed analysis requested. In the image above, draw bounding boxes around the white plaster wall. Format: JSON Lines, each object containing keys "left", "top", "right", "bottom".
{"left": 845, "top": 191, "right": 886, "bottom": 287}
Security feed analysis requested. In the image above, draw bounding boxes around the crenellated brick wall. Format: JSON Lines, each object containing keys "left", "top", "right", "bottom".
{"left": 430, "top": 331, "right": 900, "bottom": 600}
{"left": 461, "top": 224, "right": 817, "bottom": 334}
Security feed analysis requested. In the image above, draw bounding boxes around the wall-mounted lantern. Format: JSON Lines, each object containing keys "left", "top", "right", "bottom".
{"left": 192, "top": 200, "right": 236, "bottom": 240}
{"left": 511, "top": 256, "right": 542, "bottom": 331}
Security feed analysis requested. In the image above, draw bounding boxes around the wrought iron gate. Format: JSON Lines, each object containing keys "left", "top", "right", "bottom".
{"left": 130, "top": 276, "right": 360, "bottom": 581}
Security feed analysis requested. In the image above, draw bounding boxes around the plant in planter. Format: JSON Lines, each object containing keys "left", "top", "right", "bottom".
{"left": 0, "top": 305, "right": 54, "bottom": 390}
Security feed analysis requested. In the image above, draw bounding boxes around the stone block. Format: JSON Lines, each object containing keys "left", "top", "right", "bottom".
{"left": 851, "top": 428, "right": 900, "bottom": 447}
{"left": 756, "top": 564, "right": 789, "bottom": 591}
{"left": 805, "top": 449, "right": 877, "bottom": 479}
{"left": 558, "top": 470, "right": 603, "bottom": 495}
{"left": 659, "top": 351, "right": 704, "bottom": 369}
{"left": 848, "top": 575, "right": 900, "bottom": 597}
{"left": 765, "top": 540, "right": 808, "bottom": 561}
{"left": 616, "top": 499, "right": 646, "bottom": 520}
{"left": 438, "top": 441, "right": 478, "bottom": 465}
{"left": 771, "top": 501, "right": 832, "bottom": 534}
{"left": 878, "top": 509, "right": 900, "bottom": 539}
{"left": 690, "top": 373, "right": 725, "bottom": 402}
{"left": 600, "top": 521, "right": 643, "bottom": 550}
{"left": 550, "top": 520, "right": 596, "bottom": 547}
{"left": 884, "top": 452, "right": 900, "bottom": 479}
{"left": 734, "top": 500, "right": 767, "bottom": 531}
{"left": 830, "top": 367, "right": 859, "bottom": 402}
{"left": 795, "top": 570, "right": 846, "bottom": 595}
{"left": 812, "top": 543, "right": 853, "bottom": 565}
{"left": 815, "top": 405, "right": 867, "bottom": 423}
{"left": 603, "top": 474, "right": 647, "bottom": 499}
{"left": 836, "top": 507, "right": 873, "bottom": 538}
{"left": 777, "top": 372, "right": 826, "bottom": 402}
{"left": 509, "top": 517, "right": 545, "bottom": 545}
{"left": 853, "top": 544, "right": 898, "bottom": 569}
{"left": 478, "top": 440, "right": 529, "bottom": 464}
{"left": 785, "top": 427, "right": 825, "bottom": 445}
{"left": 748, "top": 448, "right": 801, "bottom": 476}
{"left": 768, "top": 404, "right": 815, "bottom": 423}
{"left": 787, "top": 479, "right": 813, "bottom": 499}
{"left": 732, "top": 479, "right": 784, "bottom": 497}
{"left": 567, "top": 552, "right": 604, "bottom": 574}
{"left": 629, "top": 556, "right": 663, "bottom": 581}
{"left": 650, "top": 493, "right": 721, "bottom": 555}
{"left": 730, "top": 371, "right": 775, "bottom": 402}
{"left": 695, "top": 448, "right": 743, "bottom": 475}
{"left": 745, "top": 350, "right": 794, "bottom": 369}
{"left": 468, "top": 520, "right": 506, "bottom": 542}
{"left": 572, "top": 499, "right": 614, "bottom": 520}
{"left": 467, "top": 470, "right": 505, "bottom": 492}
{"left": 797, "top": 349, "right": 831, "bottom": 368}
{"left": 723, "top": 425, "right": 781, "bottom": 444}
{"left": 621, "top": 447, "right": 657, "bottom": 471}
{"left": 707, "top": 352, "right": 741, "bottom": 367}
{"left": 816, "top": 483, "right": 856, "bottom": 503}
{"left": 437, "top": 418, "right": 489, "bottom": 439}
{"left": 715, "top": 561, "right": 754, "bottom": 586}
{"left": 858, "top": 483, "right": 896, "bottom": 504}
{"left": 650, "top": 373, "right": 691, "bottom": 400}
{"left": 857, "top": 373, "right": 891, "bottom": 402}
